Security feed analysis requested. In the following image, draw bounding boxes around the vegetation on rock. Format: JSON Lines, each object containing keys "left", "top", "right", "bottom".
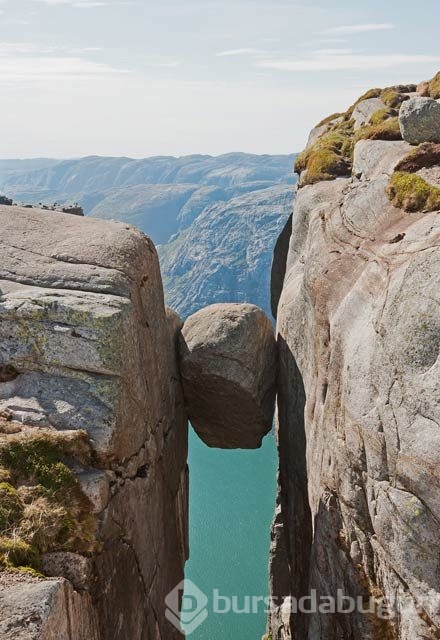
{"left": 295, "top": 86, "right": 407, "bottom": 185}
{"left": 354, "top": 117, "right": 402, "bottom": 142}
{"left": 0, "top": 424, "right": 98, "bottom": 573}
{"left": 428, "top": 71, "right": 440, "bottom": 99}
{"left": 294, "top": 121, "right": 354, "bottom": 185}
{"left": 315, "top": 112, "right": 344, "bottom": 127}
{"left": 380, "top": 88, "right": 407, "bottom": 109}
{"left": 395, "top": 143, "right": 440, "bottom": 173}
{"left": 387, "top": 171, "right": 440, "bottom": 212}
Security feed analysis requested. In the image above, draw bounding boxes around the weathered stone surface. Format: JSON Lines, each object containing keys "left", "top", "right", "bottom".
{"left": 0, "top": 577, "right": 99, "bottom": 640}
{"left": 41, "top": 553, "right": 93, "bottom": 591}
{"left": 271, "top": 213, "right": 292, "bottom": 319}
{"left": 0, "top": 206, "right": 188, "bottom": 640}
{"left": 179, "top": 303, "right": 276, "bottom": 448}
{"left": 269, "top": 133, "right": 440, "bottom": 639}
{"left": 305, "top": 115, "right": 343, "bottom": 149}
{"left": 399, "top": 96, "right": 440, "bottom": 144}
{"left": 352, "top": 97, "right": 386, "bottom": 130}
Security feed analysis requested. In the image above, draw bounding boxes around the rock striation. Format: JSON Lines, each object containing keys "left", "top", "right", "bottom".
{"left": 178, "top": 303, "right": 277, "bottom": 449}
{"left": 0, "top": 205, "right": 189, "bottom": 639}
{"left": 269, "top": 77, "right": 440, "bottom": 639}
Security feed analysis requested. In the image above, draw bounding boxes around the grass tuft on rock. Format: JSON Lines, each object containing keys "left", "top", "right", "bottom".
{"left": 0, "top": 483, "right": 23, "bottom": 530}
{"left": 294, "top": 121, "right": 354, "bottom": 185}
{"left": 354, "top": 117, "right": 402, "bottom": 142}
{"left": 395, "top": 143, "right": 440, "bottom": 173}
{"left": 387, "top": 172, "right": 440, "bottom": 212}
{"left": 369, "top": 108, "right": 396, "bottom": 126}
{"left": 0, "top": 537, "right": 40, "bottom": 570}
{"left": 0, "top": 427, "right": 98, "bottom": 573}
{"left": 295, "top": 84, "right": 412, "bottom": 187}
{"left": 315, "top": 112, "right": 344, "bottom": 127}
{"left": 380, "top": 88, "right": 407, "bottom": 109}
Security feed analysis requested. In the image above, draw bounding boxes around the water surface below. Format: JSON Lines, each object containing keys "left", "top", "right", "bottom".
{"left": 186, "top": 429, "right": 278, "bottom": 639}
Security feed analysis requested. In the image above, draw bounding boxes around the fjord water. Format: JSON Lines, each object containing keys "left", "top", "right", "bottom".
{"left": 186, "top": 428, "right": 278, "bottom": 639}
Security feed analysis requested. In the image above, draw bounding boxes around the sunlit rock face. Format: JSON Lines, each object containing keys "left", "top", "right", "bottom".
{"left": 269, "top": 79, "right": 440, "bottom": 640}
{"left": 0, "top": 205, "right": 188, "bottom": 640}
{"left": 179, "top": 303, "right": 277, "bottom": 449}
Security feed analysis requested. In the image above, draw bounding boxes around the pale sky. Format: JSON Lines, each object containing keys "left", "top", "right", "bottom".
{"left": 1, "top": 0, "right": 440, "bottom": 158}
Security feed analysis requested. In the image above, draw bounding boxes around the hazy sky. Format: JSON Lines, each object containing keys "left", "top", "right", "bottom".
{"left": 1, "top": 0, "right": 440, "bottom": 158}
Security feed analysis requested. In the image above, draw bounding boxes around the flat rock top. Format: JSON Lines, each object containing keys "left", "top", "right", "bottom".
{"left": 0, "top": 205, "right": 156, "bottom": 296}
{"left": 182, "top": 302, "right": 271, "bottom": 349}
{"left": 0, "top": 572, "right": 47, "bottom": 587}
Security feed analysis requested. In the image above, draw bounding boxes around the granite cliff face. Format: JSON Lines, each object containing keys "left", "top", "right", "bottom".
{"left": 0, "top": 206, "right": 277, "bottom": 639}
{"left": 2, "top": 74, "right": 440, "bottom": 640}
{"left": 269, "top": 77, "right": 440, "bottom": 639}
{"left": 158, "top": 184, "right": 294, "bottom": 317}
{"left": 0, "top": 206, "right": 189, "bottom": 640}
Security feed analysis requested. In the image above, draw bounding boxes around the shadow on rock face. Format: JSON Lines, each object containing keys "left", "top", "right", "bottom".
{"left": 178, "top": 303, "right": 277, "bottom": 449}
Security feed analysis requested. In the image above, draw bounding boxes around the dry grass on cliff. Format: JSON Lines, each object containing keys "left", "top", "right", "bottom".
{"left": 387, "top": 171, "right": 440, "bottom": 212}
{"left": 295, "top": 85, "right": 409, "bottom": 186}
{"left": 354, "top": 117, "right": 402, "bottom": 142}
{"left": 387, "top": 142, "right": 440, "bottom": 213}
{"left": 0, "top": 421, "right": 98, "bottom": 574}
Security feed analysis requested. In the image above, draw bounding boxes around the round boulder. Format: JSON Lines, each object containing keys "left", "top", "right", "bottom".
{"left": 178, "top": 303, "right": 277, "bottom": 449}
{"left": 399, "top": 97, "right": 440, "bottom": 145}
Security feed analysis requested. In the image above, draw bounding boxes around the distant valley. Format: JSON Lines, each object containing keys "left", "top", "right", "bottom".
{"left": 0, "top": 153, "right": 296, "bottom": 317}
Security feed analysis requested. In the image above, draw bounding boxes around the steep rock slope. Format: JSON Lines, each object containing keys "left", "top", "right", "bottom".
{"left": 0, "top": 206, "right": 188, "bottom": 640}
{"left": 159, "top": 185, "right": 293, "bottom": 317}
{"left": 269, "top": 79, "right": 440, "bottom": 639}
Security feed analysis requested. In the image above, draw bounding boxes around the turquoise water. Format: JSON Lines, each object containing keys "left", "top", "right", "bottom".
{"left": 185, "top": 428, "right": 278, "bottom": 639}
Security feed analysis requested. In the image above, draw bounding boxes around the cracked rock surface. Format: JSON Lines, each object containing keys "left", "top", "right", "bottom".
{"left": 269, "top": 133, "right": 440, "bottom": 639}
{"left": 0, "top": 206, "right": 188, "bottom": 640}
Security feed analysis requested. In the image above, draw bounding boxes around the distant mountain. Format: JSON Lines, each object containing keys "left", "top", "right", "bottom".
{"left": 0, "top": 153, "right": 296, "bottom": 317}
{"left": 159, "top": 185, "right": 294, "bottom": 317}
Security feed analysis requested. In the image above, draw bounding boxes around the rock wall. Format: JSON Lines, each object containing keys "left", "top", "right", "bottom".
{"left": 0, "top": 206, "right": 188, "bottom": 640}
{"left": 269, "top": 81, "right": 440, "bottom": 639}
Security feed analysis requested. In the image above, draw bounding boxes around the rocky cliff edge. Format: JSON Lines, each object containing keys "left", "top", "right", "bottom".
{"left": 269, "top": 73, "right": 440, "bottom": 640}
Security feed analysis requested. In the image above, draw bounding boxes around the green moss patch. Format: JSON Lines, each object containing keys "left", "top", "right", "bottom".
{"left": 380, "top": 88, "right": 407, "bottom": 109}
{"left": 295, "top": 84, "right": 412, "bottom": 186}
{"left": 355, "top": 117, "right": 402, "bottom": 142}
{"left": 0, "top": 483, "right": 23, "bottom": 530}
{"left": 294, "top": 121, "right": 354, "bottom": 185}
{"left": 369, "top": 108, "right": 396, "bottom": 126}
{"left": 0, "top": 537, "right": 40, "bottom": 570}
{"left": 315, "top": 112, "right": 344, "bottom": 127}
{"left": 387, "top": 172, "right": 440, "bottom": 212}
{"left": 0, "top": 427, "right": 98, "bottom": 573}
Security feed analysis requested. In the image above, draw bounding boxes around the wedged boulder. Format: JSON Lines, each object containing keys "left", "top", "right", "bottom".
{"left": 399, "top": 96, "right": 440, "bottom": 144}
{"left": 178, "top": 303, "right": 276, "bottom": 449}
